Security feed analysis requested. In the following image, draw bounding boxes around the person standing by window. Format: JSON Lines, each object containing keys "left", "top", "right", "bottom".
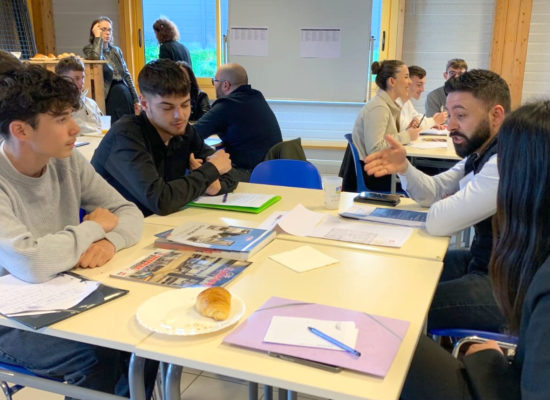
{"left": 83, "top": 16, "right": 139, "bottom": 124}
{"left": 153, "top": 18, "right": 192, "bottom": 67}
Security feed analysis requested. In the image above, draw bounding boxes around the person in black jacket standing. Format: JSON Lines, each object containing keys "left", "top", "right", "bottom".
{"left": 153, "top": 18, "right": 192, "bottom": 67}
{"left": 84, "top": 16, "right": 139, "bottom": 123}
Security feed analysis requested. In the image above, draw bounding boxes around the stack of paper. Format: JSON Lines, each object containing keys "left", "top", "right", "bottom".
{"left": 264, "top": 316, "right": 358, "bottom": 351}
{"left": 265, "top": 204, "right": 413, "bottom": 248}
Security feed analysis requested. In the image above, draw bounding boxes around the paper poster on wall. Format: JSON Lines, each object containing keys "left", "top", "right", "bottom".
{"left": 300, "top": 28, "right": 341, "bottom": 59}
{"left": 229, "top": 27, "right": 269, "bottom": 57}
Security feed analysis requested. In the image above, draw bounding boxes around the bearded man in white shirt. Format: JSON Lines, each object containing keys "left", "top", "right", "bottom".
{"left": 365, "top": 69, "right": 511, "bottom": 333}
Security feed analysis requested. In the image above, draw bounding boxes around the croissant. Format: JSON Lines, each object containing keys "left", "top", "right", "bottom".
{"left": 195, "top": 287, "right": 231, "bottom": 321}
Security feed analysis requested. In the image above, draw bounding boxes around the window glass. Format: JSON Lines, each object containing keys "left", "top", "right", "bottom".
{"left": 142, "top": 0, "right": 228, "bottom": 77}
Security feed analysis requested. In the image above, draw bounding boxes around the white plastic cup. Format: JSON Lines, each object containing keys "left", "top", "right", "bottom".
{"left": 100, "top": 115, "right": 111, "bottom": 134}
{"left": 322, "top": 176, "right": 343, "bottom": 209}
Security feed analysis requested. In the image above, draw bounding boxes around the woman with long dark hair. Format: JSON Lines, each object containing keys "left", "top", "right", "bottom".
{"left": 153, "top": 18, "right": 192, "bottom": 66}
{"left": 83, "top": 16, "right": 139, "bottom": 123}
{"left": 176, "top": 61, "right": 210, "bottom": 122}
{"left": 401, "top": 100, "right": 550, "bottom": 399}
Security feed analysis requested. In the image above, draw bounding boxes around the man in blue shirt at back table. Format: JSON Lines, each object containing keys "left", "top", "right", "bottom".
{"left": 193, "top": 63, "right": 282, "bottom": 181}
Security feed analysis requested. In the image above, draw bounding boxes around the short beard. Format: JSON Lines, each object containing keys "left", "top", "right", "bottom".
{"left": 450, "top": 118, "right": 491, "bottom": 158}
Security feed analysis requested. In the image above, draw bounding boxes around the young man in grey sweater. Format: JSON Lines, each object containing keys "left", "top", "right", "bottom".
{"left": 0, "top": 65, "right": 156, "bottom": 398}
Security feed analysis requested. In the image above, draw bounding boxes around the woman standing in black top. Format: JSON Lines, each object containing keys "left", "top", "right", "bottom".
{"left": 177, "top": 61, "right": 210, "bottom": 122}
{"left": 83, "top": 16, "right": 139, "bottom": 124}
{"left": 153, "top": 18, "right": 192, "bottom": 67}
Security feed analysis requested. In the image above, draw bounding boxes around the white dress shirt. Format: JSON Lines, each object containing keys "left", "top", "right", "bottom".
{"left": 398, "top": 155, "right": 498, "bottom": 236}
{"left": 396, "top": 98, "right": 435, "bottom": 130}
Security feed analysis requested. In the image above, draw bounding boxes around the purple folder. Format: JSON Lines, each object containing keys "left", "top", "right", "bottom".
{"left": 223, "top": 296, "right": 410, "bottom": 377}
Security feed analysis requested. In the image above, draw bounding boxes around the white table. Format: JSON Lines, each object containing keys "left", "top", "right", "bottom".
{"left": 134, "top": 238, "right": 443, "bottom": 400}
{"left": 145, "top": 182, "right": 450, "bottom": 262}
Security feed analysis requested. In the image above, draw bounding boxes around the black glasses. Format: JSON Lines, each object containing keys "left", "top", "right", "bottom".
{"left": 211, "top": 78, "right": 221, "bottom": 85}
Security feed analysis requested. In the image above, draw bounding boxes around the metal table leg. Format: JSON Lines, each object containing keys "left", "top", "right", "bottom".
{"left": 164, "top": 364, "right": 183, "bottom": 400}
{"left": 248, "top": 382, "right": 259, "bottom": 400}
{"left": 129, "top": 354, "right": 146, "bottom": 400}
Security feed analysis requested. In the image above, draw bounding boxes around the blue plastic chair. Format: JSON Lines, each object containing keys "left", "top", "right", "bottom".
{"left": 344, "top": 133, "right": 408, "bottom": 197}
{"left": 429, "top": 328, "right": 518, "bottom": 358}
{"left": 249, "top": 159, "right": 323, "bottom": 189}
{"left": 344, "top": 133, "right": 368, "bottom": 192}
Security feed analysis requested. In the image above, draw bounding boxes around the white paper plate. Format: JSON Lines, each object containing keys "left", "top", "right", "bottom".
{"left": 136, "top": 287, "right": 245, "bottom": 336}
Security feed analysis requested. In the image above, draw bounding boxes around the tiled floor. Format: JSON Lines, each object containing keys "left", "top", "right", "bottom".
{"left": 6, "top": 368, "right": 327, "bottom": 400}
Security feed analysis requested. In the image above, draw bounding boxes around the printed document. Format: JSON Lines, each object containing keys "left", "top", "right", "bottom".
{"left": 0, "top": 274, "right": 99, "bottom": 316}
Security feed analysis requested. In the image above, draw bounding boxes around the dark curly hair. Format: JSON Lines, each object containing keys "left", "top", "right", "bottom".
{"left": 444, "top": 69, "right": 511, "bottom": 113}
{"left": 138, "top": 59, "right": 190, "bottom": 97}
{"left": 0, "top": 50, "right": 22, "bottom": 76}
{"left": 153, "top": 18, "right": 179, "bottom": 43}
{"left": 0, "top": 65, "right": 80, "bottom": 136}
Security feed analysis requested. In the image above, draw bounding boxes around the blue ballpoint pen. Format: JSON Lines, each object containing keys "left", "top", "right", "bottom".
{"left": 222, "top": 193, "right": 228, "bottom": 203}
{"left": 308, "top": 326, "right": 361, "bottom": 357}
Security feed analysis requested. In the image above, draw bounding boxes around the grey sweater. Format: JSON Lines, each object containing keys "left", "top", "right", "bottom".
{"left": 0, "top": 144, "right": 143, "bottom": 283}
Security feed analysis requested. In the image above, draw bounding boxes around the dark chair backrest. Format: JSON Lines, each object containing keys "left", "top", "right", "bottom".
{"left": 264, "top": 138, "right": 307, "bottom": 161}
{"left": 249, "top": 159, "right": 322, "bottom": 189}
{"left": 343, "top": 133, "right": 368, "bottom": 192}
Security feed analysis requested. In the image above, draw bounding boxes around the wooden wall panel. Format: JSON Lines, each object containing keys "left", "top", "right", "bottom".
{"left": 490, "top": 0, "right": 533, "bottom": 108}
{"left": 29, "top": 0, "right": 56, "bottom": 55}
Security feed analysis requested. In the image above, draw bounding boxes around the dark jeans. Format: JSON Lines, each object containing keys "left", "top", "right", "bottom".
{"left": 0, "top": 327, "right": 158, "bottom": 399}
{"left": 400, "top": 335, "right": 473, "bottom": 400}
{"left": 106, "top": 81, "right": 134, "bottom": 124}
{"left": 427, "top": 249, "right": 506, "bottom": 332}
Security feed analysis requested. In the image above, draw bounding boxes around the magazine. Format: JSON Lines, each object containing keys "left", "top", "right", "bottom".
{"left": 154, "top": 222, "right": 276, "bottom": 260}
{"left": 340, "top": 204, "right": 427, "bottom": 228}
{"left": 111, "top": 250, "right": 251, "bottom": 288}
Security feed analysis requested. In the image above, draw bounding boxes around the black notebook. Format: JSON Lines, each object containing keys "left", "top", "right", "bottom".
{"left": 0, "top": 272, "right": 128, "bottom": 330}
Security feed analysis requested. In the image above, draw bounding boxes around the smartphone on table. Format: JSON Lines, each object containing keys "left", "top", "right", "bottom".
{"left": 353, "top": 191, "right": 401, "bottom": 206}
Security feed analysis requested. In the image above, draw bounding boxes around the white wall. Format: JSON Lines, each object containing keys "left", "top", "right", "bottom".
{"left": 401, "top": 0, "right": 495, "bottom": 114}
{"left": 521, "top": 0, "right": 550, "bottom": 103}
{"left": 52, "top": 0, "right": 119, "bottom": 56}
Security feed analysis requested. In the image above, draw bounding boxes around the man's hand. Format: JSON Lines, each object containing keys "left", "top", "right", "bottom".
{"left": 465, "top": 340, "right": 504, "bottom": 357}
{"left": 205, "top": 179, "right": 222, "bottom": 195}
{"left": 432, "top": 111, "right": 448, "bottom": 125}
{"left": 78, "top": 239, "right": 116, "bottom": 269}
{"left": 206, "top": 149, "right": 232, "bottom": 175}
{"left": 364, "top": 135, "right": 409, "bottom": 177}
{"left": 189, "top": 153, "right": 203, "bottom": 170}
{"left": 84, "top": 208, "right": 118, "bottom": 233}
{"left": 406, "top": 126, "right": 422, "bottom": 141}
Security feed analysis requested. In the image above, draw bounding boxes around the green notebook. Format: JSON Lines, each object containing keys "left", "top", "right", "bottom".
{"left": 188, "top": 193, "right": 281, "bottom": 214}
